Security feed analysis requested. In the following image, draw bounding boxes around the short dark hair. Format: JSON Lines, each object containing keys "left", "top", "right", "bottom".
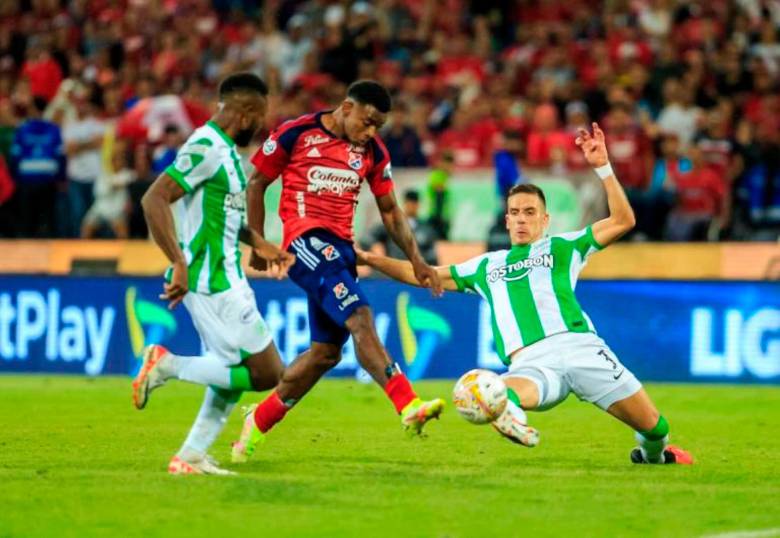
{"left": 218, "top": 72, "right": 269, "bottom": 99}
{"left": 347, "top": 80, "right": 391, "bottom": 113}
{"left": 507, "top": 183, "right": 546, "bottom": 207}
{"left": 403, "top": 189, "right": 419, "bottom": 202}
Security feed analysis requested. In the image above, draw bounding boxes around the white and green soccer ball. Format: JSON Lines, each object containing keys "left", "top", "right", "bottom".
{"left": 452, "top": 369, "right": 508, "bottom": 425}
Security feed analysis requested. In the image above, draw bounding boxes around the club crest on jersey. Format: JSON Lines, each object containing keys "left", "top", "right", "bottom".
{"left": 333, "top": 282, "right": 349, "bottom": 300}
{"left": 262, "top": 138, "right": 277, "bottom": 155}
{"left": 487, "top": 254, "right": 554, "bottom": 283}
{"left": 174, "top": 154, "right": 193, "bottom": 172}
{"left": 348, "top": 153, "right": 363, "bottom": 170}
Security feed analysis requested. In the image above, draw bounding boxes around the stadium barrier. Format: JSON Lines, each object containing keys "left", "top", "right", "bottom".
{"left": 0, "top": 276, "right": 777, "bottom": 384}
{"left": 0, "top": 240, "right": 777, "bottom": 279}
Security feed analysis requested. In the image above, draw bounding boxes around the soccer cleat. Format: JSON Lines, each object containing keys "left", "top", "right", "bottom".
{"left": 401, "top": 397, "right": 445, "bottom": 435}
{"left": 132, "top": 344, "right": 172, "bottom": 410}
{"left": 630, "top": 445, "right": 694, "bottom": 464}
{"left": 231, "top": 404, "right": 266, "bottom": 463}
{"left": 491, "top": 412, "right": 540, "bottom": 447}
{"left": 168, "top": 455, "right": 236, "bottom": 476}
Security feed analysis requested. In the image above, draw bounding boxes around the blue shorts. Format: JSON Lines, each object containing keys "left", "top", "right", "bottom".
{"left": 287, "top": 229, "right": 370, "bottom": 348}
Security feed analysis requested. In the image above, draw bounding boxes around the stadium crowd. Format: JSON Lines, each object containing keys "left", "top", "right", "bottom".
{"left": 0, "top": 0, "right": 778, "bottom": 242}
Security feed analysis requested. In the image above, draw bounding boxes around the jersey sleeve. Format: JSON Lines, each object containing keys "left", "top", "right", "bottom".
{"left": 367, "top": 138, "right": 394, "bottom": 197}
{"left": 555, "top": 226, "right": 604, "bottom": 260}
{"left": 250, "top": 123, "right": 300, "bottom": 180}
{"left": 449, "top": 254, "right": 486, "bottom": 294}
{"left": 164, "top": 135, "right": 218, "bottom": 193}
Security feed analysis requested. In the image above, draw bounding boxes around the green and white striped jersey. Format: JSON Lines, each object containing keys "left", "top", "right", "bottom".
{"left": 450, "top": 226, "right": 604, "bottom": 365}
{"left": 165, "top": 121, "right": 249, "bottom": 295}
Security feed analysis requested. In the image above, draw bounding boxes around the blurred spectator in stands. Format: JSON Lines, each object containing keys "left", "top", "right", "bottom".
{"left": 694, "top": 108, "right": 742, "bottom": 188}
{"left": 632, "top": 132, "right": 690, "bottom": 240}
{"left": 494, "top": 129, "right": 524, "bottom": 202}
{"left": 666, "top": 145, "right": 727, "bottom": 241}
{"left": 525, "top": 101, "right": 563, "bottom": 169}
{"left": 427, "top": 150, "right": 454, "bottom": 240}
{"left": 734, "top": 120, "right": 780, "bottom": 240}
{"left": 151, "top": 124, "right": 183, "bottom": 174}
{"left": 656, "top": 78, "right": 701, "bottom": 150}
{"left": 0, "top": 98, "right": 16, "bottom": 167}
{"left": 277, "top": 15, "right": 313, "bottom": 89}
{"left": 562, "top": 101, "right": 590, "bottom": 171}
{"left": 8, "top": 96, "right": 64, "bottom": 237}
{"left": 81, "top": 140, "right": 135, "bottom": 239}
{"left": 20, "top": 42, "right": 62, "bottom": 104}
{"left": 603, "top": 102, "right": 653, "bottom": 193}
{"left": 364, "top": 189, "right": 437, "bottom": 265}
{"left": 436, "top": 106, "right": 488, "bottom": 168}
{"left": 62, "top": 84, "right": 105, "bottom": 237}
{"left": 383, "top": 100, "right": 427, "bottom": 168}
{"left": 0, "top": 153, "right": 15, "bottom": 237}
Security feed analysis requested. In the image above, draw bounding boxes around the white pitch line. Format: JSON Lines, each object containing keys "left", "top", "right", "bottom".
{"left": 701, "top": 528, "right": 780, "bottom": 538}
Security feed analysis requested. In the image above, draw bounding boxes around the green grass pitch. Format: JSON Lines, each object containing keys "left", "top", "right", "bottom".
{"left": 1, "top": 376, "right": 779, "bottom": 538}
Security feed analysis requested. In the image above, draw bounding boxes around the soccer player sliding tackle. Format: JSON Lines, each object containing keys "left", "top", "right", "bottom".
{"left": 232, "top": 81, "right": 445, "bottom": 462}
{"left": 358, "top": 123, "right": 694, "bottom": 464}
{"left": 134, "top": 73, "right": 296, "bottom": 475}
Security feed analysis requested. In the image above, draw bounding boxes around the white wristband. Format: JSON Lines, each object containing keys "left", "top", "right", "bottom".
{"left": 594, "top": 162, "right": 614, "bottom": 180}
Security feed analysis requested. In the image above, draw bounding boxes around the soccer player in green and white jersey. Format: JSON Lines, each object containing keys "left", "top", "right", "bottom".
{"left": 358, "top": 123, "right": 694, "bottom": 464}
{"left": 132, "top": 73, "right": 296, "bottom": 475}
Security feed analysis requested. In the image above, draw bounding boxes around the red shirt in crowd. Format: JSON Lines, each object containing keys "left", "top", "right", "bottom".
{"left": 671, "top": 167, "right": 725, "bottom": 216}
{"left": 604, "top": 127, "right": 653, "bottom": 189}
{"left": 251, "top": 112, "right": 394, "bottom": 249}
{"left": 21, "top": 57, "right": 63, "bottom": 102}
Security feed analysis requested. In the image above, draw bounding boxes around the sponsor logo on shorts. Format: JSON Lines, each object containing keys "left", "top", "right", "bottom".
{"left": 487, "top": 255, "right": 554, "bottom": 283}
{"left": 322, "top": 245, "right": 340, "bottom": 261}
{"left": 339, "top": 294, "right": 360, "bottom": 311}
{"left": 333, "top": 282, "right": 349, "bottom": 300}
{"left": 262, "top": 138, "right": 277, "bottom": 155}
{"left": 306, "top": 166, "right": 360, "bottom": 195}
{"left": 309, "top": 237, "right": 327, "bottom": 251}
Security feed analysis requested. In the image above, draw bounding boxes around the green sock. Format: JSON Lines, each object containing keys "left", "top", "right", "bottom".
{"left": 209, "top": 386, "right": 243, "bottom": 404}
{"left": 228, "top": 365, "right": 253, "bottom": 392}
{"left": 636, "top": 416, "right": 669, "bottom": 463}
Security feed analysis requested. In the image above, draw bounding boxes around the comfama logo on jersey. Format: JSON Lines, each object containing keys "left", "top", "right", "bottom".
{"left": 396, "top": 292, "right": 451, "bottom": 380}
{"left": 487, "top": 255, "right": 554, "bottom": 283}
{"left": 125, "top": 287, "right": 177, "bottom": 376}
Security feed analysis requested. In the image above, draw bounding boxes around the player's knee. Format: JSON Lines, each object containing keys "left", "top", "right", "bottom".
{"left": 249, "top": 364, "right": 283, "bottom": 391}
{"left": 345, "top": 306, "right": 374, "bottom": 340}
{"left": 310, "top": 346, "right": 342, "bottom": 371}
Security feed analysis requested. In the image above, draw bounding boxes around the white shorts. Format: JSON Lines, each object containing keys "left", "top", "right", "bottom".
{"left": 182, "top": 283, "right": 272, "bottom": 366}
{"left": 503, "top": 332, "right": 642, "bottom": 411}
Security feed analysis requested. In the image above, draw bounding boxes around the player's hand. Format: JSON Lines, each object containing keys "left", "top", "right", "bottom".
{"left": 160, "top": 261, "right": 188, "bottom": 310}
{"left": 253, "top": 241, "right": 295, "bottom": 280}
{"left": 413, "top": 260, "right": 443, "bottom": 297}
{"left": 354, "top": 246, "right": 372, "bottom": 266}
{"left": 249, "top": 250, "right": 268, "bottom": 272}
{"left": 575, "top": 122, "right": 609, "bottom": 168}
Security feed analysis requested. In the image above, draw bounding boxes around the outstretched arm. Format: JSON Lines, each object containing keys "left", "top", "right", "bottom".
{"left": 375, "top": 191, "right": 443, "bottom": 295}
{"left": 576, "top": 122, "right": 636, "bottom": 247}
{"left": 356, "top": 247, "right": 459, "bottom": 292}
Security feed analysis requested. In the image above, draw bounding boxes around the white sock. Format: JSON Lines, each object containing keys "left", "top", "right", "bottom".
{"left": 168, "top": 353, "right": 233, "bottom": 389}
{"left": 635, "top": 432, "right": 669, "bottom": 463}
{"left": 178, "top": 387, "right": 241, "bottom": 460}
